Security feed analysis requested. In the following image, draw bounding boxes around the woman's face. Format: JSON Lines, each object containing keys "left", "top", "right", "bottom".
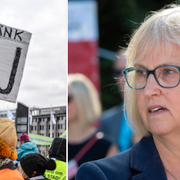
{"left": 68, "top": 90, "right": 78, "bottom": 123}
{"left": 136, "top": 44, "right": 180, "bottom": 136}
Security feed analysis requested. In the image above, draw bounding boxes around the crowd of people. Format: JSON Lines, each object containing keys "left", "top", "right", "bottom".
{"left": 0, "top": 118, "right": 66, "bottom": 180}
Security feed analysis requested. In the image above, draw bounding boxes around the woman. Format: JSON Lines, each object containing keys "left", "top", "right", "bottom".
{"left": 76, "top": 4, "right": 180, "bottom": 180}
{"left": 17, "top": 153, "right": 56, "bottom": 180}
{"left": 17, "top": 132, "right": 39, "bottom": 161}
{"left": 68, "top": 73, "right": 119, "bottom": 180}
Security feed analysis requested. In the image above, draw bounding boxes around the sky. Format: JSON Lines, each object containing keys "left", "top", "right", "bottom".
{"left": 0, "top": 0, "right": 67, "bottom": 110}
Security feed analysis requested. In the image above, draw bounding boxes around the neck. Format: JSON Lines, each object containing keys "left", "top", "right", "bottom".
{"left": 68, "top": 122, "right": 96, "bottom": 144}
{"left": 153, "top": 134, "right": 180, "bottom": 179}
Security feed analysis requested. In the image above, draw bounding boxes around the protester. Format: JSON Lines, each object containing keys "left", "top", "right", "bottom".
{"left": 0, "top": 118, "right": 24, "bottom": 180}
{"left": 16, "top": 132, "right": 39, "bottom": 161}
{"left": 17, "top": 153, "right": 56, "bottom": 180}
{"left": 45, "top": 137, "right": 66, "bottom": 180}
{"left": 68, "top": 73, "right": 118, "bottom": 180}
{"left": 76, "top": 4, "right": 180, "bottom": 180}
{"left": 100, "top": 49, "right": 134, "bottom": 152}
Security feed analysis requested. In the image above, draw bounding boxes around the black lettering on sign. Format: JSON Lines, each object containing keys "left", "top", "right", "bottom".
{"left": 0, "top": 25, "right": 3, "bottom": 36}
{"left": 14, "top": 30, "right": 24, "bottom": 41}
{"left": 4, "top": 27, "right": 12, "bottom": 38}
{"left": 0, "top": 47, "right": 22, "bottom": 94}
{"left": 0, "top": 25, "right": 24, "bottom": 41}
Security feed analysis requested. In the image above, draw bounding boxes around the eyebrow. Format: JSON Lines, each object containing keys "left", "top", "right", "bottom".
{"left": 134, "top": 62, "right": 180, "bottom": 68}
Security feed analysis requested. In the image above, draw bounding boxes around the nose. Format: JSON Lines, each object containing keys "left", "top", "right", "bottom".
{"left": 143, "top": 74, "right": 161, "bottom": 97}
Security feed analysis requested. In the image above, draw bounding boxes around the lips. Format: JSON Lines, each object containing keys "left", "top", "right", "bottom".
{"left": 148, "top": 106, "right": 167, "bottom": 113}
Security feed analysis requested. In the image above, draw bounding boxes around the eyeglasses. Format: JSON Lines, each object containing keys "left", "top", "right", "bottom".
{"left": 123, "top": 65, "right": 180, "bottom": 90}
{"left": 68, "top": 95, "right": 74, "bottom": 103}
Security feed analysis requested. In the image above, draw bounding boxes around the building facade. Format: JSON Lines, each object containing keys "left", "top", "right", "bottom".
{"left": 0, "top": 104, "right": 66, "bottom": 156}
{"left": 30, "top": 106, "right": 66, "bottom": 138}
{"left": 30, "top": 106, "right": 66, "bottom": 155}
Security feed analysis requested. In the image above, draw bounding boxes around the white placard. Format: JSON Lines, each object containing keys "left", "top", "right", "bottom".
{"left": 0, "top": 23, "right": 32, "bottom": 102}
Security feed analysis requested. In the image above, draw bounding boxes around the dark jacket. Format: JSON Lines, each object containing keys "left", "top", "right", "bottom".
{"left": 76, "top": 136, "right": 167, "bottom": 180}
{"left": 49, "top": 138, "right": 66, "bottom": 162}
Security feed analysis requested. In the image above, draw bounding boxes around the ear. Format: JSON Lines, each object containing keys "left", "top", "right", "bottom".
{"left": 32, "top": 171, "right": 36, "bottom": 177}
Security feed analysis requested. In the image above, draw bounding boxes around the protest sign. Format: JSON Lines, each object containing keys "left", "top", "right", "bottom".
{"left": 29, "top": 133, "right": 53, "bottom": 145}
{"left": 0, "top": 23, "right": 32, "bottom": 102}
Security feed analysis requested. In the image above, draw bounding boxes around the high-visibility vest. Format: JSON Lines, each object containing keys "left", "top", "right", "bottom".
{"left": 44, "top": 159, "right": 66, "bottom": 180}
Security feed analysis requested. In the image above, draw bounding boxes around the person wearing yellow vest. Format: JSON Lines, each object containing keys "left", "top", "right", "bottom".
{"left": 45, "top": 138, "right": 66, "bottom": 180}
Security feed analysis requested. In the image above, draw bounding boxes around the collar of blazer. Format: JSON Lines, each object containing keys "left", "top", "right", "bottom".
{"left": 130, "top": 136, "right": 167, "bottom": 180}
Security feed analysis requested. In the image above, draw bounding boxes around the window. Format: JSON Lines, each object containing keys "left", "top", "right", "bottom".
{"left": 40, "top": 125, "right": 46, "bottom": 130}
{"left": 17, "top": 125, "right": 27, "bottom": 132}
{"left": 48, "top": 133, "right": 55, "bottom": 138}
{"left": 63, "top": 116, "right": 66, "bottom": 120}
{"left": 62, "top": 124, "right": 65, "bottom": 129}
{"left": 17, "top": 133, "right": 22, "bottom": 140}
{"left": 32, "top": 126, "right": 37, "bottom": 131}
{"left": 17, "top": 117, "right": 27, "bottom": 124}
{"left": 52, "top": 133, "right": 55, "bottom": 138}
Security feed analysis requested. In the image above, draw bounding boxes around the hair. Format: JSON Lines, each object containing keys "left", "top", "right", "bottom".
{"left": 124, "top": 4, "right": 180, "bottom": 136}
{"left": 68, "top": 73, "right": 101, "bottom": 126}
{"left": 19, "top": 153, "right": 56, "bottom": 178}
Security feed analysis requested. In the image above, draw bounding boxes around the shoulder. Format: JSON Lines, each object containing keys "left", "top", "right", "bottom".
{"left": 76, "top": 136, "right": 158, "bottom": 180}
{"left": 76, "top": 149, "right": 132, "bottom": 180}
{"left": 0, "top": 169, "right": 24, "bottom": 180}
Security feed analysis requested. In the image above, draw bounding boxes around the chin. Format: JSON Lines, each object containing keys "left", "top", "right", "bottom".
{"left": 149, "top": 126, "right": 174, "bottom": 136}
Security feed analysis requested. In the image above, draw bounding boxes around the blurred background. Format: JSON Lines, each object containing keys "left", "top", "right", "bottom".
{"left": 68, "top": 0, "right": 174, "bottom": 111}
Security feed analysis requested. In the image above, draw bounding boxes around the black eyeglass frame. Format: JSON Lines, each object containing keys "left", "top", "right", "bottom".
{"left": 123, "top": 65, "right": 180, "bottom": 90}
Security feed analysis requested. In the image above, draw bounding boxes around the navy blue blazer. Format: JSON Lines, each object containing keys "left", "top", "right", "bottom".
{"left": 76, "top": 136, "right": 167, "bottom": 180}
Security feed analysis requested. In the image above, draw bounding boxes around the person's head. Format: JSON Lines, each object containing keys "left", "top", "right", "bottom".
{"left": 18, "top": 153, "right": 56, "bottom": 179}
{"left": 114, "top": 49, "right": 127, "bottom": 98}
{"left": 124, "top": 5, "right": 180, "bottom": 136}
{"left": 49, "top": 137, "right": 66, "bottom": 162}
{"left": 0, "top": 118, "right": 17, "bottom": 160}
{"left": 68, "top": 73, "right": 101, "bottom": 127}
{"left": 20, "top": 132, "right": 30, "bottom": 144}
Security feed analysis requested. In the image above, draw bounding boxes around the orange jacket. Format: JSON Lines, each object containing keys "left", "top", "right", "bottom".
{"left": 0, "top": 169, "right": 24, "bottom": 180}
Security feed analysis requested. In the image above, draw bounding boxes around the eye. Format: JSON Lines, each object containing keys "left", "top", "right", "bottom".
{"left": 136, "top": 69, "right": 146, "bottom": 76}
{"left": 164, "top": 69, "right": 173, "bottom": 74}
